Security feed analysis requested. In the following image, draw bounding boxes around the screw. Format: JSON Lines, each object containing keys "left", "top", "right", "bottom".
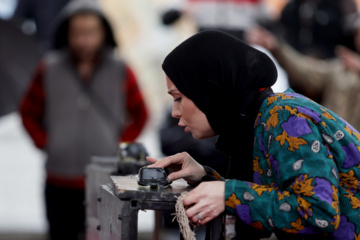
{"left": 96, "top": 225, "right": 101, "bottom": 231}
{"left": 97, "top": 196, "right": 102, "bottom": 202}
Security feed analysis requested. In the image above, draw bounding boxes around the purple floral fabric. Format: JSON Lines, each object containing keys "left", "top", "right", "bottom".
{"left": 313, "top": 178, "right": 333, "bottom": 205}
{"left": 224, "top": 90, "right": 360, "bottom": 238}
{"left": 235, "top": 204, "right": 252, "bottom": 225}
{"left": 332, "top": 216, "right": 355, "bottom": 240}
{"left": 284, "top": 92, "right": 308, "bottom": 100}
{"left": 297, "top": 106, "right": 321, "bottom": 123}
{"left": 259, "top": 134, "right": 267, "bottom": 156}
{"left": 342, "top": 143, "right": 360, "bottom": 168}
{"left": 269, "top": 155, "right": 280, "bottom": 178}
{"left": 253, "top": 172, "right": 262, "bottom": 185}
{"left": 281, "top": 116, "right": 312, "bottom": 137}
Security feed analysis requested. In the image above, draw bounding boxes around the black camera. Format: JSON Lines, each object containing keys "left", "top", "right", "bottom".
{"left": 137, "top": 167, "right": 172, "bottom": 188}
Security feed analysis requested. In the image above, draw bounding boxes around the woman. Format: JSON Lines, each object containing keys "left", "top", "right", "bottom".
{"left": 147, "top": 30, "right": 360, "bottom": 239}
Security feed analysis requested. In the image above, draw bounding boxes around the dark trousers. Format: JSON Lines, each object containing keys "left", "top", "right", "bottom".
{"left": 45, "top": 183, "right": 85, "bottom": 240}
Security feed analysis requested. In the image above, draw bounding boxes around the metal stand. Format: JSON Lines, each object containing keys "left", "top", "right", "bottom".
{"left": 97, "top": 176, "right": 224, "bottom": 240}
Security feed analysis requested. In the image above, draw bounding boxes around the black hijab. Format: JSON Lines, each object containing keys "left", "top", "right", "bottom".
{"left": 162, "top": 30, "right": 277, "bottom": 180}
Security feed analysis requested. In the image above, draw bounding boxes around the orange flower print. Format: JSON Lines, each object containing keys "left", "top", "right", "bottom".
{"left": 276, "top": 131, "right": 288, "bottom": 146}
{"left": 267, "top": 95, "right": 278, "bottom": 106}
{"left": 349, "top": 194, "right": 360, "bottom": 209}
{"left": 253, "top": 156, "right": 263, "bottom": 175}
{"left": 255, "top": 112, "right": 262, "bottom": 127}
{"left": 331, "top": 185, "right": 339, "bottom": 214}
{"left": 297, "top": 196, "right": 313, "bottom": 220}
{"left": 226, "top": 193, "right": 241, "bottom": 209}
{"left": 277, "top": 93, "right": 295, "bottom": 100}
{"left": 287, "top": 136, "right": 308, "bottom": 152}
{"left": 355, "top": 233, "right": 360, "bottom": 240}
{"left": 275, "top": 131, "right": 308, "bottom": 152}
{"left": 276, "top": 115, "right": 310, "bottom": 151}
{"left": 251, "top": 221, "right": 264, "bottom": 230}
{"left": 270, "top": 105, "right": 282, "bottom": 115}
{"left": 212, "top": 170, "right": 222, "bottom": 180}
{"left": 321, "top": 108, "right": 336, "bottom": 121}
{"left": 331, "top": 185, "right": 340, "bottom": 228}
{"left": 290, "top": 174, "right": 314, "bottom": 197}
{"left": 332, "top": 214, "right": 340, "bottom": 228}
{"left": 248, "top": 183, "right": 272, "bottom": 197}
{"left": 278, "top": 191, "right": 290, "bottom": 201}
{"left": 268, "top": 182, "right": 279, "bottom": 191}
{"left": 265, "top": 113, "right": 279, "bottom": 131}
{"left": 283, "top": 217, "right": 305, "bottom": 234}
{"left": 284, "top": 105, "right": 297, "bottom": 115}
{"left": 345, "top": 125, "right": 360, "bottom": 142}
{"left": 253, "top": 185, "right": 272, "bottom": 197}
{"left": 265, "top": 106, "right": 281, "bottom": 131}
{"left": 339, "top": 170, "right": 360, "bottom": 194}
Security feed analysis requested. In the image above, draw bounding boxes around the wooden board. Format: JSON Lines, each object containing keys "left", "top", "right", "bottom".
{"left": 110, "top": 175, "right": 193, "bottom": 202}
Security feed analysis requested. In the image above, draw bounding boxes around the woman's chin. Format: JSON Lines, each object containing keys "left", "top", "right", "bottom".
{"left": 191, "top": 132, "right": 201, "bottom": 140}
{"left": 192, "top": 131, "right": 216, "bottom": 140}
{"left": 192, "top": 133, "right": 206, "bottom": 140}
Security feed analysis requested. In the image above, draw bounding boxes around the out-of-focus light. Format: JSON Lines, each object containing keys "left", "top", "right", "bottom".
{"left": 21, "top": 19, "right": 37, "bottom": 35}
{"left": 0, "top": 0, "right": 18, "bottom": 20}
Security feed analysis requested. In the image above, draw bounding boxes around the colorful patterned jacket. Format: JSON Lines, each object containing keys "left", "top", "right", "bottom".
{"left": 222, "top": 89, "right": 360, "bottom": 239}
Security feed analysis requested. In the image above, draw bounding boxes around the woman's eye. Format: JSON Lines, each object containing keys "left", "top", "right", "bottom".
{"left": 174, "top": 97, "right": 182, "bottom": 102}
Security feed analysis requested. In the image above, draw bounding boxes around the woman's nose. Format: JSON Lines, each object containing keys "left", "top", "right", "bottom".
{"left": 171, "top": 104, "right": 181, "bottom": 118}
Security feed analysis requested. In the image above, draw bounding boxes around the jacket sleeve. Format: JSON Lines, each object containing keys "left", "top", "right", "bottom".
{"left": 225, "top": 108, "right": 340, "bottom": 234}
{"left": 272, "top": 41, "right": 336, "bottom": 96}
{"left": 19, "top": 60, "right": 47, "bottom": 149}
{"left": 120, "top": 65, "right": 148, "bottom": 142}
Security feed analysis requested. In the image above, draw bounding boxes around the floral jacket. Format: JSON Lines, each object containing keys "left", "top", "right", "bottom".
{"left": 224, "top": 89, "right": 360, "bottom": 239}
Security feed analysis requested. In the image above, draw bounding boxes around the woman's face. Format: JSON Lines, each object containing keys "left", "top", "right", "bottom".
{"left": 166, "top": 76, "right": 216, "bottom": 140}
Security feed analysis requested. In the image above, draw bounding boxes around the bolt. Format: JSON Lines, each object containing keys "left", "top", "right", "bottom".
{"left": 97, "top": 196, "right": 102, "bottom": 202}
{"left": 96, "top": 225, "right": 101, "bottom": 231}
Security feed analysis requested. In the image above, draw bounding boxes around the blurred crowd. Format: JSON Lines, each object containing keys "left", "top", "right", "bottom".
{"left": 2, "top": 0, "right": 360, "bottom": 239}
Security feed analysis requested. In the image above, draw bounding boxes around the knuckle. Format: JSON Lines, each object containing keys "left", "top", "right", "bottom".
{"left": 186, "top": 210, "right": 193, "bottom": 218}
{"left": 181, "top": 151, "right": 189, "bottom": 157}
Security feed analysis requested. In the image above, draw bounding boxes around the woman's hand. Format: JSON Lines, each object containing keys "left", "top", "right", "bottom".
{"left": 183, "top": 181, "right": 225, "bottom": 225}
{"left": 336, "top": 45, "right": 360, "bottom": 74}
{"left": 146, "top": 152, "right": 206, "bottom": 185}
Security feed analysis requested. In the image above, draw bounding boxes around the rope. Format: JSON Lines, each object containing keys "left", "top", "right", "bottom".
{"left": 173, "top": 192, "right": 196, "bottom": 240}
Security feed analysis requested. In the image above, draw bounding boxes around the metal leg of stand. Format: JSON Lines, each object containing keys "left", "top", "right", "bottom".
{"left": 206, "top": 213, "right": 224, "bottom": 240}
{"left": 118, "top": 200, "right": 138, "bottom": 240}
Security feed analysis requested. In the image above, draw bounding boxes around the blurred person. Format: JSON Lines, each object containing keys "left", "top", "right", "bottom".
{"left": 272, "top": 0, "right": 359, "bottom": 104}
{"left": 245, "top": 25, "right": 360, "bottom": 132}
{"left": 19, "top": 0, "right": 148, "bottom": 239}
{"left": 279, "top": 0, "right": 358, "bottom": 59}
{"left": 148, "top": 30, "right": 360, "bottom": 240}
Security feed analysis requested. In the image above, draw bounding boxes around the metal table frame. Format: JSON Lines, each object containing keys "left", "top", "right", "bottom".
{"left": 97, "top": 175, "right": 224, "bottom": 239}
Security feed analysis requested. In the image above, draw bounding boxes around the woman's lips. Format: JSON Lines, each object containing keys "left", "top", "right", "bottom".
{"left": 178, "top": 124, "right": 190, "bottom": 133}
{"left": 184, "top": 126, "right": 190, "bottom": 133}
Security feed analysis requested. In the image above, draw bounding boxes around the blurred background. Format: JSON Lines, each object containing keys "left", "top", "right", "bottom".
{"left": 1, "top": 0, "right": 360, "bottom": 239}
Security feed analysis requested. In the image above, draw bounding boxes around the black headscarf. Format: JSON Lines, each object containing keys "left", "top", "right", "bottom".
{"left": 162, "top": 30, "right": 277, "bottom": 180}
